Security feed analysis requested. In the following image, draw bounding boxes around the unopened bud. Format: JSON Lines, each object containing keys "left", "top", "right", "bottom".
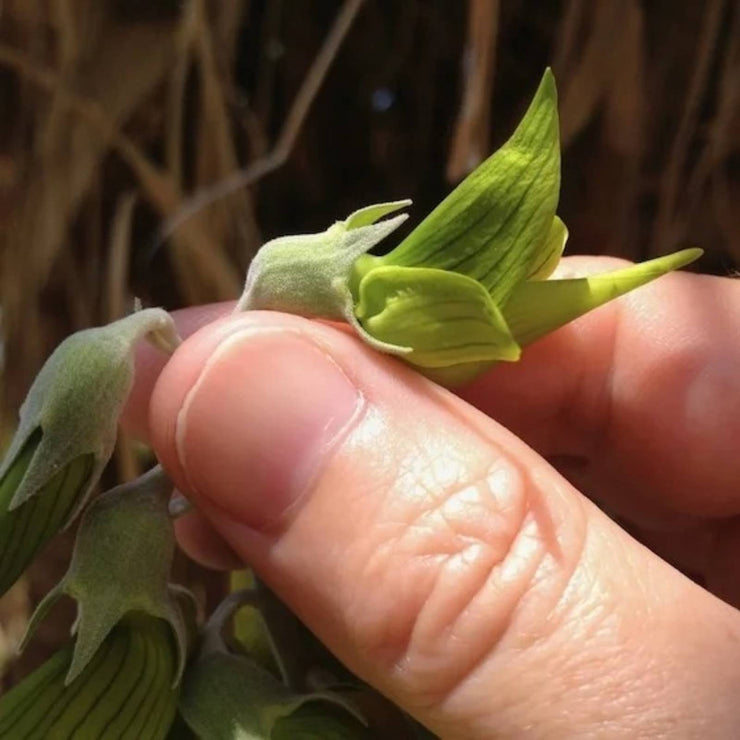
{"left": 0, "top": 309, "right": 179, "bottom": 596}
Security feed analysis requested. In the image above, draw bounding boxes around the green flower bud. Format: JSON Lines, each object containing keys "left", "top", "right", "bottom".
{"left": 20, "top": 466, "right": 193, "bottom": 687}
{"left": 0, "top": 309, "right": 179, "bottom": 596}
{"left": 178, "top": 591, "right": 365, "bottom": 739}
{"left": 237, "top": 69, "right": 703, "bottom": 387}
{"left": 0, "top": 613, "right": 179, "bottom": 740}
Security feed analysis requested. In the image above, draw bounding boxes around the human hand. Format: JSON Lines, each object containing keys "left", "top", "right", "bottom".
{"left": 125, "top": 256, "right": 740, "bottom": 738}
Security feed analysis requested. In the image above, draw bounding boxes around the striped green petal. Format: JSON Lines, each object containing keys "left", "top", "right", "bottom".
{"left": 382, "top": 69, "right": 560, "bottom": 304}
{"left": 0, "top": 614, "right": 178, "bottom": 740}
{"left": 0, "top": 431, "right": 92, "bottom": 598}
{"left": 503, "top": 248, "right": 703, "bottom": 347}
{"left": 355, "top": 265, "right": 520, "bottom": 369}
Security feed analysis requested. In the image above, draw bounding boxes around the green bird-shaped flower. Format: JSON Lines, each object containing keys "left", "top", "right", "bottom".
{"left": 19, "top": 466, "right": 193, "bottom": 688}
{"left": 0, "top": 309, "right": 179, "bottom": 596}
{"left": 238, "top": 69, "right": 701, "bottom": 386}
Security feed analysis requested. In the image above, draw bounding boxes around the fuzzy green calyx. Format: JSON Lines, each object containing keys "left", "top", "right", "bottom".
{"left": 20, "top": 467, "right": 194, "bottom": 688}
{"left": 0, "top": 308, "right": 179, "bottom": 512}
{"left": 238, "top": 200, "right": 410, "bottom": 318}
{"left": 0, "top": 309, "right": 180, "bottom": 597}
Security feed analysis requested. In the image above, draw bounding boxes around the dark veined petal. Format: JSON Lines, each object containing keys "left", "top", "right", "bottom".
{"left": 382, "top": 69, "right": 560, "bottom": 304}
{"left": 355, "top": 265, "right": 521, "bottom": 369}
{"left": 0, "top": 614, "right": 178, "bottom": 740}
{"left": 503, "top": 248, "right": 703, "bottom": 346}
{"left": 0, "top": 429, "right": 93, "bottom": 597}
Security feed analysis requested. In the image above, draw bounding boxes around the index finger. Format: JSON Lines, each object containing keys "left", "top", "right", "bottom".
{"left": 460, "top": 256, "right": 740, "bottom": 519}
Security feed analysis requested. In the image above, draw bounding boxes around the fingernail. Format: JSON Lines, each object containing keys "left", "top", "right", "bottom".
{"left": 175, "top": 327, "right": 362, "bottom": 529}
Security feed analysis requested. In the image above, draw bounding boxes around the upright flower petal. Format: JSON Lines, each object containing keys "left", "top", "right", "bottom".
{"left": 382, "top": 69, "right": 560, "bottom": 304}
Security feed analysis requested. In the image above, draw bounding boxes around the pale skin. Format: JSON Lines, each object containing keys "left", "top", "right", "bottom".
{"left": 124, "top": 256, "right": 740, "bottom": 738}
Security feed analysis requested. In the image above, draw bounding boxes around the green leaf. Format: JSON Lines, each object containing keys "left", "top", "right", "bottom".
{"left": 20, "top": 467, "right": 192, "bottom": 687}
{"left": 179, "top": 589, "right": 365, "bottom": 739}
{"left": 356, "top": 265, "right": 520, "bottom": 368}
{"left": 503, "top": 248, "right": 703, "bottom": 346}
{"left": 383, "top": 69, "right": 560, "bottom": 303}
{"left": 527, "top": 216, "right": 568, "bottom": 280}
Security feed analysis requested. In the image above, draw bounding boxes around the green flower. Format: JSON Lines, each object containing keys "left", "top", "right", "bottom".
{"left": 238, "top": 69, "right": 701, "bottom": 386}
{"left": 0, "top": 309, "right": 179, "bottom": 596}
{"left": 0, "top": 613, "right": 179, "bottom": 740}
{"left": 21, "top": 466, "right": 193, "bottom": 687}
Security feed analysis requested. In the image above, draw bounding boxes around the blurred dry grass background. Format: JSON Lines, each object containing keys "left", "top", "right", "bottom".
{"left": 0, "top": 0, "right": 738, "bottom": 684}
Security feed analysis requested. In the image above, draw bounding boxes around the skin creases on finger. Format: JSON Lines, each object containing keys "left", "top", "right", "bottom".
{"left": 149, "top": 312, "right": 740, "bottom": 738}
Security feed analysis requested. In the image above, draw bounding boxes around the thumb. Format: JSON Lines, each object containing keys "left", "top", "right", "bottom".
{"left": 150, "top": 311, "right": 740, "bottom": 738}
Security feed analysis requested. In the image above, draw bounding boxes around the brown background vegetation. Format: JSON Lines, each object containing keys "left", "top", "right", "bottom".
{"left": 0, "top": 0, "right": 738, "bottom": 684}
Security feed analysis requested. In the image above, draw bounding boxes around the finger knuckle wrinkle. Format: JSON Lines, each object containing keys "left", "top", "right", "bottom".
{"left": 348, "top": 451, "right": 577, "bottom": 707}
